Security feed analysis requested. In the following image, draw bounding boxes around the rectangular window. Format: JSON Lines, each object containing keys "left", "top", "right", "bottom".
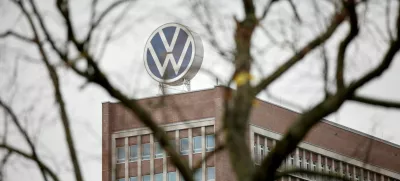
{"left": 195, "top": 168, "right": 202, "bottom": 181}
{"left": 299, "top": 157, "right": 302, "bottom": 168}
{"left": 193, "top": 136, "right": 202, "bottom": 153}
{"left": 130, "top": 145, "right": 138, "bottom": 161}
{"left": 180, "top": 138, "right": 189, "bottom": 155}
{"left": 155, "top": 173, "right": 163, "bottom": 181}
{"left": 206, "top": 135, "right": 215, "bottom": 152}
{"left": 207, "top": 167, "right": 215, "bottom": 181}
{"left": 117, "top": 178, "right": 125, "bottom": 181}
{"left": 129, "top": 177, "right": 137, "bottom": 181}
{"left": 117, "top": 147, "right": 125, "bottom": 163}
{"left": 142, "top": 143, "right": 150, "bottom": 160}
{"left": 155, "top": 142, "right": 163, "bottom": 158}
{"left": 142, "top": 175, "right": 150, "bottom": 181}
{"left": 253, "top": 144, "right": 258, "bottom": 162}
{"left": 167, "top": 140, "right": 175, "bottom": 157}
{"left": 305, "top": 159, "right": 309, "bottom": 170}
{"left": 259, "top": 145, "right": 264, "bottom": 159}
{"left": 168, "top": 172, "right": 176, "bottom": 181}
{"left": 289, "top": 155, "right": 294, "bottom": 166}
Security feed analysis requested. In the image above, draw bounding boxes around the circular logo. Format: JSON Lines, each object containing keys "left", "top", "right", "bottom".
{"left": 144, "top": 23, "right": 203, "bottom": 85}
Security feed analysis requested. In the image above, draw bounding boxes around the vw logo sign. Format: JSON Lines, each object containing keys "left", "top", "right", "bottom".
{"left": 144, "top": 23, "right": 203, "bottom": 85}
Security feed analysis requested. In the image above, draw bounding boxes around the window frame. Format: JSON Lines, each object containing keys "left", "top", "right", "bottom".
{"left": 194, "top": 167, "right": 202, "bottom": 181}
{"left": 129, "top": 145, "right": 138, "bottom": 162}
{"left": 207, "top": 167, "right": 215, "bottom": 181}
{"left": 155, "top": 173, "right": 163, "bottom": 181}
{"left": 154, "top": 142, "right": 164, "bottom": 159}
{"left": 289, "top": 155, "right": 294, "bottom": 166}
{"left": 142, "top": 143, "right": 150, "bottom": 160}
{"left": 129, "top": 176, "right": 137, "bottom": 181}
{"left": 180, "top": 138, "right": 189, "bottom": 155}
{"left": 193, "top": 136, "right": 202, "bottom": 154}
{"left": 142, "top": 175, "right": 150, "bottom": 181}
{"left": 167, "top": 140, "right": 175, "bottom": 157}
{"left": 259, "top": 144, "right": 264, "bottom": 159}
{"left": 117, "top": 147, "right": 125, "bottom": 164}
{"left": 206, "top": 135, "right": 215, "bottom": 152}
{"left": 167, "top": 171, "right": 177, "bottom": 181}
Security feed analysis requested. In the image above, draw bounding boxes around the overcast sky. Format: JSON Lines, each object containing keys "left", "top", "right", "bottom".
{"left": 0, "top": 0, "right": 399, "bottom": 181}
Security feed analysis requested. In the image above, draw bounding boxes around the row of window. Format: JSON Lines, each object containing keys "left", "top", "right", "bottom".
{"left": 117, "top": 135, "right": 215, "bottom": 163}
{"left": 253, "top": 134, "right": 398, "bottom": 181}
{"left": 117, "top": 167, "right": 215, "bottom": 181}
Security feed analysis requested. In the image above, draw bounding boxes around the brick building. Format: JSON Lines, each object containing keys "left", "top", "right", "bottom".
{"left": 102, "top": 86, "right": 400, "bottom": 181}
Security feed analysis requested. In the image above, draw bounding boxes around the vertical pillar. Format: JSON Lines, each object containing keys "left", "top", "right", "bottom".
{"left": 256, "top": 135, "right": 260, "bottom": 164}
{"left": 163, "top": 134, "right": 167, "bottom": 181}
{"left": 361, "top": 169, "right": 364, "bottom": 181}
{"left": 112, "top": 137, "right": 116, "bottom": 181}
{"left": 250, "top": 128, "right": 255, "bottom": 160}
{"left": 317, "top": 155, "right": 322, "bottom": 171}
{"left": 317, "top": 154, "right": 322, "bottom": 181}
{"left": 189, "top": 128, "right": 193, "bottom": 167}
{"left": 340, "top": 162, "right": 343, "bottom": 177}
{"left": 295, "top": 148, "right": 299, "bottom": 168}
{"left": 201, "top": 127, "right": 206, "bottom": 181}
{"left": 325, "top": 157, "right": 328, "bottom": 173}
{"left": 310, "top": 153, "right": 314, "bottom": 180}
{"left": 163, "top": 149, "right": 167, "bottom": 181}
{"left": 150, "top": 134, "right": 154, "bottom": 181}
{"left": 125, "top": 137, "right": 129, "bottom": 181}
{"left": 176, "top": 130, "right": 180, "bottom": 181}
{"left": 138, "top": 136, "right": 142, "bottom": 181}
{"left": 264, "top": 137, "right": 268, "bottom": 154}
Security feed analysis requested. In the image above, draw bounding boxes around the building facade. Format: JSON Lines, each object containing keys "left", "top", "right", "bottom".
{"left": 102, "top": 86, "right": 400, "bottom": 181}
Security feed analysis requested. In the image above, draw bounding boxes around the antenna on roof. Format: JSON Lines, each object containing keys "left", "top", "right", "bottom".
{"left": 216, "top": 78, "right": 219, "bottom": 86}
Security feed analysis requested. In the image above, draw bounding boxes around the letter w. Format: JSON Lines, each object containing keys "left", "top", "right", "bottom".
{"left": 148, "top": 27, "right": 191, "bottom": 77}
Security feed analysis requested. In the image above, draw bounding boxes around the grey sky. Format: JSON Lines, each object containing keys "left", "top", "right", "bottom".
{"left": 0, "top": 0, "right": 399, "bottom": 181}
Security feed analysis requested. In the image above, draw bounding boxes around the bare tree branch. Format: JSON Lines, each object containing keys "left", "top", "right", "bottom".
{"left": 12, "top": 1, "right": 84, "bottom": 180}
{"left": 27, "top": 0, "right": 65, "bottom": 57}
{"left": 386, "top": 0, "right": 394, "bottom": 41}
{"left": 0, "top": 99, "right": 48, "bottom": 181}
{"left": 0, "top": 144, "right": 59, "bottom": 181}
{"left": 348, "top": 1, "right": 400, "bottom": 92}
{"left": 190, "top": 0, "right": 232, "bottom": 60}
{"left": 0, "top": 151, "right": 11, "bottom": 180}
{"left": 321, "top": 45, "right": 330, "bottom": 97}
{"left": 259, "top": 0, "right": 279, "bottom": 21}
{"left": 192, "top": 144, "right": 225, "bottom": 171}
{"left": 351, "top": 95, "right": 400, "bottom": 109}
{"left": 84, "top": 0, "right": 136, "bottom": 44}
{"left": 254, "top": 7, "right": 348, "bottom": 94}
{"left": 287, "top": 0, "right": 301, "bottom": 23}
{"left": 0, "top": 30, "right": 35, "bottom": 42}
{"left": 336, "top": 0, "right": 359, "bottom": 90}
{"left": 253, "top": 2, "right": 400, "bottom": 180}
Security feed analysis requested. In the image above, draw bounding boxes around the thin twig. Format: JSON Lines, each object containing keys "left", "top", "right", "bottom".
{"left": 351, "top": 95, "right": 400, "bottom": 109}
{"left": 254, "top": 7, "right": 348, "bottom": 94}
{"left": 0, "top": 144, "right": 59, "bottom": 181}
